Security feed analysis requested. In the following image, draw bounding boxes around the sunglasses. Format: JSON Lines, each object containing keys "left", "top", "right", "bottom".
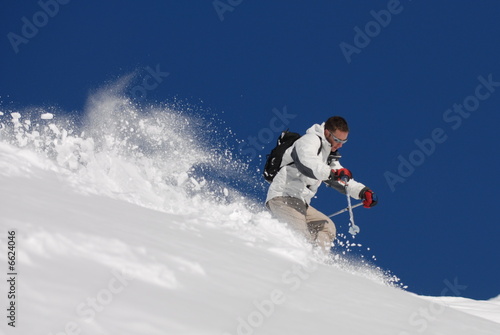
{"left": 328, "top": 131, "right": 348, "bottom": 144}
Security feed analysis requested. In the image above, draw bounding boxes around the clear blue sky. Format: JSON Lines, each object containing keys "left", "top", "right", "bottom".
{"left": 2, "top": 1, "right": 500, "bottom": 300}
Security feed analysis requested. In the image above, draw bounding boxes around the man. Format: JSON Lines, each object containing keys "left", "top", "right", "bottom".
{"left": 266, "top": 116, "right": 377, "bottom": 252}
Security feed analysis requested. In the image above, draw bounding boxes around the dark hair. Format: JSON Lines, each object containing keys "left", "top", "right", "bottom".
{"left": 325, "top": 116, "right": 349, "bottom": 132}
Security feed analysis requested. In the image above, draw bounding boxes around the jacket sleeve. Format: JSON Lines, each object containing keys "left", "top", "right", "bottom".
{"left": 290, "top": 134, "right": 330, "bottom": 180}
{"left": 346, "top": 179, "right": 367, "bottom": 200}
{"left": 326, "top": 155, "right": 367, "bottom": 200}
{"left": 324, "top": 178, "right": 367, "bottom": 200}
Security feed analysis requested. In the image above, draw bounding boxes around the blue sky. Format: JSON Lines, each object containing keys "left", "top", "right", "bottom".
{"left": 2, "top": 1, "right": 500, "bottom": 300}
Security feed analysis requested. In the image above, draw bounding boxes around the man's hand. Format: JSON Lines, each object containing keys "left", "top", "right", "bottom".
{"left": 360, "top": 188, "right": 378, "bottom": 208}
{"left": 330, "top": 168, "right": 352, "bottom": 182}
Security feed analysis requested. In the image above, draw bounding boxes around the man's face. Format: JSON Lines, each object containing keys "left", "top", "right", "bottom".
{"left": 325, "top": 129, "right": 348, "bottom": 151}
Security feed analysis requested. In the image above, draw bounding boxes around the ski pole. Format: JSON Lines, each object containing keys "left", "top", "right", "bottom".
{"left": 327, "top": 202, "right": 363, "bottom": 217}
{"left": 344, "top": 185, "right": 360, "bottom": 236}
{"left": 330, "top": 176, "right": 361, "bottom": 236}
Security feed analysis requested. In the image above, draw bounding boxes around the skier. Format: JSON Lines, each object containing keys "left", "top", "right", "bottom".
{"left": 265, "top": 116, "right": 377, "bottom": 252}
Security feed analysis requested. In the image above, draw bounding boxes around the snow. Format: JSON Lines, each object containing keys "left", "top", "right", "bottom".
{"left": 41, "top": 113, "right": 54, "bottom": 120}
{"left": 422, "top": 295, "right": 500, "bottom": 325}
{"left": 1, "top": 88, "right": 500, "bottom": 334}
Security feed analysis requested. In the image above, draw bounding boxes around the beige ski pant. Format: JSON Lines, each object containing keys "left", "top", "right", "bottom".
{"left": 266, "top": 196, "right": 336, "bottom": 251}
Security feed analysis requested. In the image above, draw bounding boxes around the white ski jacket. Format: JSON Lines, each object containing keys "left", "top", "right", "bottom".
{"left": 266, "top": 122, "right": 367, "bottom": 206}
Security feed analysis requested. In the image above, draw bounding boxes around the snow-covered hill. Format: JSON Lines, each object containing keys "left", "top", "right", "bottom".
{"left": 1, "top": 90, "right": 499, "bottom": 334}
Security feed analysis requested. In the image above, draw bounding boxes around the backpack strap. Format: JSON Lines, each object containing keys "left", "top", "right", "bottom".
{"left": 316, "top": 135, "right": 323, "bottom": 155}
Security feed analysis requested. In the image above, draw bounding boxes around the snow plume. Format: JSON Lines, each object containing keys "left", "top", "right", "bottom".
{"left": 0, "top": 80, "right": 263, "bottom": 213}
{"left": 0, "top": 79, "right": 402, "bottom": 289}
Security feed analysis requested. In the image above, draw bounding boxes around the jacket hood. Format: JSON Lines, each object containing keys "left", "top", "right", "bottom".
{"left": 306, "top": 122, "right": 331, "bottom": 149}
{"left": 305, "top": 122, "right": 324, "bottom": 136}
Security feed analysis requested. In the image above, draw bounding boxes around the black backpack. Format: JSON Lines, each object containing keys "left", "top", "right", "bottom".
{"left": 263, "top": 130, "right": 301, "bottom": 183}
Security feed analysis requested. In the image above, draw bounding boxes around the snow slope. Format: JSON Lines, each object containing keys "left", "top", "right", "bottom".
{"left": 1, "top": 89, "right": 500, "bottom": 334}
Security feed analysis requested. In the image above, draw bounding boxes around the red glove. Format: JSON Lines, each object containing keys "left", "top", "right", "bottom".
{"left": 361, "top": 188, "right": 378, "bottom": 208}
{"left": 331, "top": 168, "right": 352, "bottom": 182}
